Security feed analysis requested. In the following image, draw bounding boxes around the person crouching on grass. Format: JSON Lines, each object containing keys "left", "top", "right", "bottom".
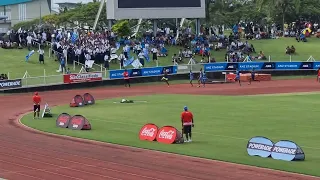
{"left": 161, "top": 69, "right": 170, "bottom": 87}
{"left": 123, "top": 69, "right": 130, "bottom": 88}
{"left": 181, "top": 106, "right": 194, "bottom": 142}
{"left": 32, "top": 92, "right": 41, "bottom": 119}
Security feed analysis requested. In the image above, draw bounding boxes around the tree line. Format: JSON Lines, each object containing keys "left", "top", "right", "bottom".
{"left": 12, "top": 0, "right": 320, "bottom": 32}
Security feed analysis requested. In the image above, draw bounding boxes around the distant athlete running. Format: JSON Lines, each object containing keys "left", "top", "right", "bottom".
{"left": 235, "top": 69, "right": 241, "bottom": 86}
{"left": 161, "top": 69, "right": 170, "bottom": 87}
{"left": 201, "top": 71, "right": 207, "bottom": 87}
{"left": 248, "top": 68, "right": 260, "bottom": 85}
{"left": 197, "top": 69, "right": 203, "bottom": 87}
{"left": 189, "top": 70, "right": 194, "bottom": 87}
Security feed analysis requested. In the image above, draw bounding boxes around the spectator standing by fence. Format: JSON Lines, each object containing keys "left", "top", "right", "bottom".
{"left": 38, "top": 46, "right": 45, "bottom": 64}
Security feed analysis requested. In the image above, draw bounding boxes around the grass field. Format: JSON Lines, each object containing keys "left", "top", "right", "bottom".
{"left": 21, "top": 94, "right": 320, "bottom": 176}
{"left": 1, "top": 37, "right": 320, "bottom": 81}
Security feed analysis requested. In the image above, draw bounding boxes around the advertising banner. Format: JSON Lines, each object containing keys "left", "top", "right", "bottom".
{"left": 63, "top": 72, "right": 103, "bottom": 84}
{"left": 0, "top": 79, "right": 22, "bottom": 89}
{"left": 247, "top": 136, "right": 274, "bottom": 158}
{"left": 203, "top": 62, "right": 319, "bottom": 72}
{"left": 271, "top": 140, "right": 305, "bottom": 161}
{"left": 109, "top": 66, "right": 178, "bottom": 79}
{"left": 247, "top": 137, "right": 305, "bottom": 161}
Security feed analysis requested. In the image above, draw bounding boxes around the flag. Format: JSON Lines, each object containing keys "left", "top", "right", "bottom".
{"left": 25, "top": 50, "right": 35, "bottom": 62}
{"left": 33, "top": 31, "right": 37, "bottom": 38}
{"left": 116, "top": 42, "right": 121, "bottom": 50}
{"left": 71, "top": 32, "right": 78, "bottom": 44}
{"left": 123, "top": 57, "right": 134, "bottom": 67}
{"left": 143, "top": 48, "right": 150, "bottom": 62}
{"left": 132, "top": 59, "right": 142, "bottom": 69}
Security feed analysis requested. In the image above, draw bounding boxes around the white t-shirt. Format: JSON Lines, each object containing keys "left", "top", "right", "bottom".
{"left": 27, "top": 36, "right": 32, "bottom": 44}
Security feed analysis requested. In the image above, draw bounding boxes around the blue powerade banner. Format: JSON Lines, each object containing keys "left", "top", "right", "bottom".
{"left": 109, "top": 66, "right": 178, "bottom": 79}
{"left": 203, "top": 62, "right": 317, "bottom": 72}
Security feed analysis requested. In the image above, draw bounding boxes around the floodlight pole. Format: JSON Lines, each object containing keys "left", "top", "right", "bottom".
{"left": 196, "top": 18, "right": 200, "bottom": 35}
{"left": 153, "top": 20, "right": 157, "bottom": 37}
{"left": 93, "top": 0, "right": 106, "bottom": 31}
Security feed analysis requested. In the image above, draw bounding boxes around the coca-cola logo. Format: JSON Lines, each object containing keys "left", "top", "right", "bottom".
{"left": 156, "top": 126, "right": 177, "bottom": 144}
{"left": 139, "top": 124, "right": 158, "bottom": 141}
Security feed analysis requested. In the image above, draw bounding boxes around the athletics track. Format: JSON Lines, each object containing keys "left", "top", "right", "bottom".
{"left": 0, "top": 79, "right": 319, "bottom": 180}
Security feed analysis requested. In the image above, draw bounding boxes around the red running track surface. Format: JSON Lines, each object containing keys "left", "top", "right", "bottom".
{"left": 0, "top": 79, "right": 319, "bottom": 180}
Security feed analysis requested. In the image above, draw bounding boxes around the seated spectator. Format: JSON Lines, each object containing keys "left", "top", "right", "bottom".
{"left": 172, "top": 54, "right": 179, "bottom": 63}
{"left": 290, "top": 45, "right": 296, "bottom": 54}
{"left": 285, "top": 46, "right": 291, "bottom": 54}
{"left": 257, "top": 51, "right": 266, "bottom": 60}
{"left": 286, "top": 46, "right": 296, "bottom": 54}
{"left": 158, "top": 47, "right": 168, "bottom": 57}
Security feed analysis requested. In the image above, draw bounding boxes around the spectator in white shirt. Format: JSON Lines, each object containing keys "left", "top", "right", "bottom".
{"left": 26, "top": 35, "right": 32, "bottom": 51}
{"left": 138, "top": 51, "right": 145, "bottom": 67}
{"left": 151, "top": 47, "right": 158, "bottom": 61}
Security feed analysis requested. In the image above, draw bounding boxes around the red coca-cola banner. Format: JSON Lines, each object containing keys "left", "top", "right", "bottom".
{"left": 139, "top": 123, "right": 159, "bottom": 141}
{"left": 64, "top": 72, "right": 103, "bottom": 84}
{"left": 156, "top": 126, "right": 184, "bottom": 144}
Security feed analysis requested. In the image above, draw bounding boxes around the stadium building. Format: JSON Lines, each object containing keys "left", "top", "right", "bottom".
{"left": 0, "top": 0, "right": 52, "bottom": 32}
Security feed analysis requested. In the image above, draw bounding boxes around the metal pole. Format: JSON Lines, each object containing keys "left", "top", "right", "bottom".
{"left": 39, "top": 0, "right": 42, "bottom": 27}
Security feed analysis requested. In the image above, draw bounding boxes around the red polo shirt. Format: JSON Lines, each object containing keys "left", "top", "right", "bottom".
{"left": 33, "top": 95, "right": 41, "bottom": 105}
{"left": 181, "top": 111, "right": 193, "bottom": 125}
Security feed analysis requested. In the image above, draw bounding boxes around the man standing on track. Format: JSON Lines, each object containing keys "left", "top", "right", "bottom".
{"left": 181, "top": 106, "right": 194, "bottom": 143}
{"left": 32, "top": 92, "right": 41, "bottom": 119}
{"left": 123, "top": 69, "right": 130, "bottom": 88}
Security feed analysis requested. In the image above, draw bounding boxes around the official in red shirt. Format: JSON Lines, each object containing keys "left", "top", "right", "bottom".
{"left": 181, "top": 106, "right": 194, "bottom": 142}
{"left": 32, "top": 92, "right": 41, "bottom": 119}
{"left": 123, "top": 69, "right": 130, "bottom": 88}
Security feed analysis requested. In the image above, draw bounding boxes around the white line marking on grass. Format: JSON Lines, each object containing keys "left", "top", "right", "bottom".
{"left": 17, "top": 114, "right": 319, "bottom": 179}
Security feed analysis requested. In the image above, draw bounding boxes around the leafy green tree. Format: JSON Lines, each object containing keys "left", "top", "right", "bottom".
{"left": 112, "top": 20, "right": 131, "bottom": 37}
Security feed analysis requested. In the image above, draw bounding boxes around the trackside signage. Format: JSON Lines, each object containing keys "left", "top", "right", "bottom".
{"left": 271, "top": 140, "right": 305, "bottom": 161}
{"left": 139, "top": 123, "right": 158, "bottom": 141}
{"left": 156, "top": 126, "right": 184, "bottom": 144}
{"left": 247, "top": 137, "right": 305, "bottom": 161}
{"left": 0, "top": 79, "right": 22, "bottom": 89}
{"left": 63, "top": 72, "right": 102, "bottom": 83}
{"left": 56, "top": 113, "right": 72, "bottom": 128}
{"left": 247, "top": 136, "right": 273, "bottom": 158}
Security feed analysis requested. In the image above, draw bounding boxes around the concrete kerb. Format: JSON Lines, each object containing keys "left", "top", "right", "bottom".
{"left": 17, "top": 112, "right": 319, "bottom": 179}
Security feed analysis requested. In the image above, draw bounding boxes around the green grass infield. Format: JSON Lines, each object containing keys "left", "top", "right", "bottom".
{"left": 20, "top": 94, "right": 320, "bottom": 176}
